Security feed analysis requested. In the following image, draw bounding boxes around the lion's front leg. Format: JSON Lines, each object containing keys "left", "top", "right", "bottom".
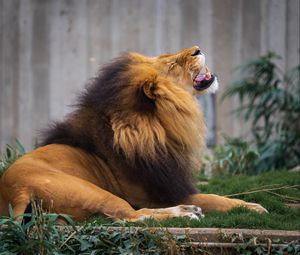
{"left": 133, "top": 205, "right": 204, "bottom": 222}
{"left": 183, "top": 194, "right": 268, "bottom": 214}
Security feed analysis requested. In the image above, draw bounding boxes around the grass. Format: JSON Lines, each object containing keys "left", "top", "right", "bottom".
{"left": 86, "top": 171, "right": 300, "bottom": 230}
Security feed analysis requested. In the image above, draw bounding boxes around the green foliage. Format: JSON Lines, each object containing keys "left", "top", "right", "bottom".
{"left": 0, "top": 140, "right": 26, "bottom": 176}
{"left": 0, "top": 201, "right": 74, "bottom": 255}
{"left": 222, "top": 52, "right": 300, "bottom": 172}
{"left": 1, "top": 205, "right": 299, "bottom": 254}
{"left": 236, "top": 239, "right": 300, "bottom": 255}
{"left": 60, "top": 226, "right": 175, "bottom": 254}
{"left": 0, "top": 202, "right": 194, "bottom": 254}
{"left": 202, "top": 136, "right": 260, "bottom": 176}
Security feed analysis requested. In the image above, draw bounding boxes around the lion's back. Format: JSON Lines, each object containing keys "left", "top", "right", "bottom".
{"left": 4, "top": 144, "right": 117, "bottom": 192}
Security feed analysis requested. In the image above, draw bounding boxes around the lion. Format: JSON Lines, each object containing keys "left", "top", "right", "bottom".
{"left": 0, "top": 46, "right": 267, "bottom": 221}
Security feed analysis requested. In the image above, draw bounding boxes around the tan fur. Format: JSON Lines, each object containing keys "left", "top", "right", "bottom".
{"left": 0, "top": 47, "right": 267, "bottom": 221}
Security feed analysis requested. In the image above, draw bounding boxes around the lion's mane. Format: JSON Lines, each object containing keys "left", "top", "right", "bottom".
{"left": 40, "top": 53, "right": 206, "bottom": 205}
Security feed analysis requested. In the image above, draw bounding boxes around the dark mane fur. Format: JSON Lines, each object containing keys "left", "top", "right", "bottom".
{"left": 40, "top": 54, "right": 198, "bottom": 205}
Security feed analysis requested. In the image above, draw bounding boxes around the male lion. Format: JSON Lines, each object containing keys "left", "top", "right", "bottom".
{"left": 0, "top": 46, "right": 267, "bottom": 221}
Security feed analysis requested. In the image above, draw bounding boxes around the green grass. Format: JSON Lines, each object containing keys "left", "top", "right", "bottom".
{"left": 86, "top": 171, "right": 300, "bottom": 230}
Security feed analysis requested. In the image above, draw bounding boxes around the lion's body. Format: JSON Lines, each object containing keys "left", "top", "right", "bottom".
{"left": 0, "top": 47, "right": 267, "bottom": 221}
{"left": 1, "top": 144, "right": 151, "bottom": 220}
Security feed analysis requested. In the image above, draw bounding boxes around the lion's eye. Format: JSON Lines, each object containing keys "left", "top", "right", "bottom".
{"left": 191, "top": 49, "right": 201, "bottom": 56}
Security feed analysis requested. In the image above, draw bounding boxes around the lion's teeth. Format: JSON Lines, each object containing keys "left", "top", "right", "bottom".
{"left": 205, "top": 67, "right": 211, "bottom": 79}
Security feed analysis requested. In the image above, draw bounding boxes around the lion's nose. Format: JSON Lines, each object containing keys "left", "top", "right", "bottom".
{"left": 191, "top": 49, "right": 201, "bottom": 56}
{"left": 191, "top": 48, "right": 205, "bottom": 56}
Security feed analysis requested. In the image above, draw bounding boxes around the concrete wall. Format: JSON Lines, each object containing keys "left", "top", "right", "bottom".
{"left": 0, "top": 0, "right": 299, "bottom": 150}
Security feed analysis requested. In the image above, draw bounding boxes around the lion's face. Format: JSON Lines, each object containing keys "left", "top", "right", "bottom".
{"left": 153, "top": 46, "right": 218, "bottom": 94}
{"left": 127, "top": 46, "right": 218, "bottom": 97}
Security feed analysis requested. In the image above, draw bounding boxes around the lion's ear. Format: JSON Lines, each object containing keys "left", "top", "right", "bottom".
{"left": 142, "top": 81, "right": 157, "bottom": 100}
{"left": 168, "top": 61, "right": 177, "bottom": 71}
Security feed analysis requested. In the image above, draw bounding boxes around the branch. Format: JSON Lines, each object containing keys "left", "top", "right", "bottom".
{"left": 225, "top": 185, "right": 299, "bottom": 198}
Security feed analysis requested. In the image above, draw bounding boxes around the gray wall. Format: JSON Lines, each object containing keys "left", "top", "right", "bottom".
{"left": 0, "top": 0, "right": 299, "bottom": 150}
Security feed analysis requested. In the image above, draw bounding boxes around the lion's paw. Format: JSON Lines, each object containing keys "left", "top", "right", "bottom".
{"left": 173, "top": 205, "right": 205, "bottom": 220}
{"left": 243, "top": 202, "right": 268, "bottom": 213}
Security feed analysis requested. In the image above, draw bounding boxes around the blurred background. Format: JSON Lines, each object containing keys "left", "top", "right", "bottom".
{"left": 0, "top": 0, "right": 299, "bottom": 152}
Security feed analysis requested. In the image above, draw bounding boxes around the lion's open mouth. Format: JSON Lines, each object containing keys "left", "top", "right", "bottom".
{"left": 193, "top": 67, "right": 216, "bottom": 91}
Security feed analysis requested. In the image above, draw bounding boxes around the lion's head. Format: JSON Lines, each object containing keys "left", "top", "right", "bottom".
{"left": 125, "top": 46, "right": 218, "bottom": 98}
{"left": 152, "top": 46, "right": 218, "bottom": 93}
{"left": 91, "top": 46, "right": 218, "bottom": 161}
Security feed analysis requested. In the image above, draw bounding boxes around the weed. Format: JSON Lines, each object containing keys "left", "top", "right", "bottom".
{"left": 0, "top": 140, "right": 26, "bottom": 176}
{"left": 202, "top": 136, "right": 260, "bottom": 176}
{"left": 0, "top": 201, "right": 74, "bottom": 255}
{"left": 222, "top": 52, "right": 300, "bottom": 172}
{"left": 0, "top": 201, "right": 196, "bottom": 254}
